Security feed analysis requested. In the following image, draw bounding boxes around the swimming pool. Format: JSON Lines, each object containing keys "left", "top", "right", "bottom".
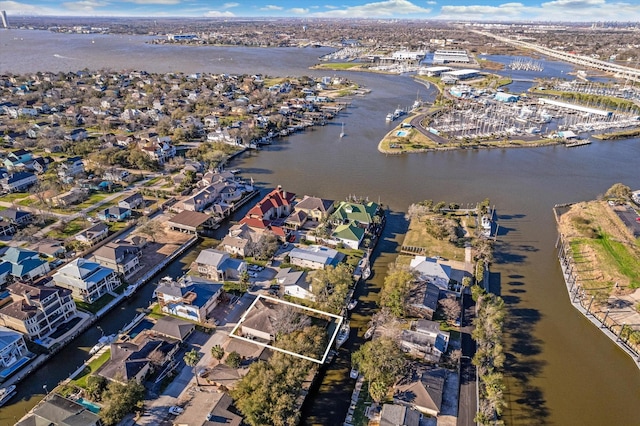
{"left": 127, "top": 318, "right": 154, "bottom": 338}
{"left": 396, "top": 130, "right": 409, "bottom": 137}
{"left": 77, "top": 397, "right": 101, "bottom": 413}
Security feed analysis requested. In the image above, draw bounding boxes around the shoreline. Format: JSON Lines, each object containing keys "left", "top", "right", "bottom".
{"left": 553, "top": 207, "right": 640, "bottom": 370}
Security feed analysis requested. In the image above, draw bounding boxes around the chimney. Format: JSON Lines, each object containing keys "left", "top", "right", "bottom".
{"left": 24, "top": 291, "right": 33, "bottom": 306}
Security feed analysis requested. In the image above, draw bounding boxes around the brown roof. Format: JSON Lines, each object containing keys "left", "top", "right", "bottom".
{"left": 168, "top": 210, "right": 211, "bottom": 229}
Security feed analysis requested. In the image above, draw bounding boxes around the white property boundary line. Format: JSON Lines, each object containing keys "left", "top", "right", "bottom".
{"left": 229, "top": 294, "right": 343, "bottom": 364}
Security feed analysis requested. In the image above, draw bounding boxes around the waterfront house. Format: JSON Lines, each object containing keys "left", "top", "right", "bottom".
{"left": 393, "top": 365, "right": 447, "bottom": 417}
{"left": 0, "top": 208, "right": 32, "bottom": 227}
{"left": 1, "top": 171, "right": 38, "bottom": 192}
{"left": 288, "top": 245, "right": 342, "bottom": 270}
{"left": 277, "top": 268, "right": 313, "bottom": 301}
{"left": 239, "top": 298, "right": 279, "bottom": 342}
{"left": 0, "top": 281, "right": 77, "bottom": 340}
{"left": 98, "top": 335, "right": 179, "bottom": 384}
{"left": 155, "top": 275, "right": 224, "bottom": 323}
{"left": 97, "top": 206, "right": 131, "bottom": 222}
{"left": 118, "top": 192, "right": 145, "bottom": 210}
{"left": 408, "top": 282, "right": 441, "bottom": 320}
{"left": 291, "top": 195, "right": 335, "bottom": 221}
{"left": 75, "top": 223, "right": 109, "bottom": 246}
{"left": 52, "top": 258, "right": 121, "bottom": 303}
{"left": 330, "top": 201, "right": 380, "bottom": 230}
{"left": 167, "top": 210, "right": 218, "bottom": 235}
{"left": 193, "top": 248, "right": 246, "bottom": 281}
{"left": 331, "top": 222, "right": 365, "bottom": 250}
{"left": 15, "top": 394, "right": 102, "bottom": 426}
{"left": 0, "top": 247, "right": 51, "bottom": 282}
{"left": 178, "top": 172, "right": 251, "bottom": 214}
{"left": 409, "top": 256, "right": 452, "bottom": 291}
{"left": 174, "top": 391, "right": 242, "bottom": 426}
{"left": 150, "top": 316, "right": 195, "bottom": 342}
{"left": 244, "top": 185, "right": 296, "bottom": 222}
{"left": 399, "top": 319, "right": 450, "bottom": 362}
{"left": 0, "top": 326, "right": 30, "bottom": 374}
{"left": 92, "top": 241, "right": 142, "bottom": 278}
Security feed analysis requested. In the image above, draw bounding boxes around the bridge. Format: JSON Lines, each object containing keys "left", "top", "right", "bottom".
{"left": 474, "top": 30, "right": 640, "bottom": 83}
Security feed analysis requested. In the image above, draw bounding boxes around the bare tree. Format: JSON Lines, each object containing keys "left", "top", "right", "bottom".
{"left": 439, "top": 296, "right": 461, "bottom": 323}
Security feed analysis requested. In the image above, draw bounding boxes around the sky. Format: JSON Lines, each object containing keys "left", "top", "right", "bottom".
{"left": 1, "top": 0, "right": 640, "bottom": 22}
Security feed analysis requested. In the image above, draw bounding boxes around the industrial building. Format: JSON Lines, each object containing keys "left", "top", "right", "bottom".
{"left": 418, "top": 66, "right": 453, "bottom": 77}
{"left": 433, "top": 49, "right": 470, "bottom": 64}
{"left": 440, "top": 69, "right": 480, "bottom": 84}
{"left": 494, "top": 92, "right": 520, "bottom": 102}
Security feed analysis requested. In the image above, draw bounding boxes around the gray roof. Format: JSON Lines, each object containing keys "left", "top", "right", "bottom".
{"left": 394, "top": 366, "right": 447, "bottom": 414}
{"left": 295, "top": 195, "right": 334, "bottom": 213}
{"left": 194, "top": 248, "right": 228, "bottom": 267}
{"left": 275, "top": 267, "right": 308, "bottom": 289}
{"left": 151, "top": 316, "right": 195, "bottom": 341}
{"left": 380, "top": 403, "right": 420, "bottom": 426}
{"left": 289, "top": 245, "right": 339, "bottom": 266}
{"left": 17, "top": 394, "right": 101, "bottom": 426}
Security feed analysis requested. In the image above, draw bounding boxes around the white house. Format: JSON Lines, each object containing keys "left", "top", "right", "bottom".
{"left": 52, "top": 258, "right": 121, "bottom": 303}
{"left": 409, "top": 256, "right": 452, "bottom": 290}
{"left": 277, "top": 268, "right": 314, "bottom": 301}
{"left": 288, "top": 245, "right": 341, "bottom": 270}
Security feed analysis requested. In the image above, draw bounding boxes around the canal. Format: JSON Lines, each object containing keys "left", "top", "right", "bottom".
{"left": 0, "top": 30, "right": 639, "bottom": 425}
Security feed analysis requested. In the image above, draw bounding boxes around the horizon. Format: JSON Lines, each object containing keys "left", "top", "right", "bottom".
{"left": 1, "top": 0, "right": 640, "bottom": 23}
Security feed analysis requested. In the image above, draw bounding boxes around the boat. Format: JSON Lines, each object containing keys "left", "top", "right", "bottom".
{"left": 339, "top": 122, "right": 345, "bottom": 138}
{"left": 362, "top": 266, "right": 371, "bottom": 280}
{"left": 364, "top": 326, "right": 375, "bottom": 340}
{"left": 0, "top": 385, "right": 16, "bottom": 407}
{"left": 347, "top": 299, "right": 357, "bottom": 310}
{"left": 349, "top": 368, "right": 359, "bottom": 379}
{"left": 335, "top": 321, "right": 350, "bottom": 348}
{"left": 89, "top": 334, "right": 117, "bottom": 355}
{"left": 386, "top": 112, "right": 394, "bottom": 122}
{"left": 481, "top": 215, "right": 492, "bottom": 230}
{"left": 123, "top": 285, "right": 136, "bottom": 298}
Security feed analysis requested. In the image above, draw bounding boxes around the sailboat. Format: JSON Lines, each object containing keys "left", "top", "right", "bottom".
{"left": 339, "top": 122, "right": 345, "bottom": 138}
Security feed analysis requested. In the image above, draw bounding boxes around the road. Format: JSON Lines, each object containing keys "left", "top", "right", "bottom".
{"left": 458, "top": 291, "right": 478, "bottom": 426}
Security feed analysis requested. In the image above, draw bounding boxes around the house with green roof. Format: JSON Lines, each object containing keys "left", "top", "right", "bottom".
{"left": 331, "top": 222, "right": 365, "bottom": 249}
{"left": 330, "top": 201, "right": 380, "bottom": 230}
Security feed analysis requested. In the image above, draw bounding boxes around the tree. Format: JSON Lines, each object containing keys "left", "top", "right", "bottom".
{"left": 307, "top": 263, "right": 353, "bottom": 314}
{"left": 183, "top": 349, "right": 201, "bottom": 373}
{"left": 251, "top": 233, "right": 279, "bottom": 261}
{"left": 271, "top": 304, "right": 311, "bottom": 336}
{"left": 380, "top": 265, "right": 415, "bottom": 317}
{"left": 352, "top": 337, "right": 405, "bottom": 403}
{"left": 100, "top": 379, "right": 145, "bottom": 425}
{"left": 136, "top": 216, "right": 166, "bottom": 243}
{"left": 85, "top": 375, "right": 107, "bottom": 401}
{"left": 211, "top": 345, "right": 224, "bottom": 360}
{"left": 239, "top": 271, "right": 250, "bottom": 292}
{"left": 226, "top": 351, "right": 242, "bottom": 368}
{"left": 439, "top": 296, "right": 461, "bottom": 323}
{"left": 605, "top": 183, "right": 631, "bottom": 202}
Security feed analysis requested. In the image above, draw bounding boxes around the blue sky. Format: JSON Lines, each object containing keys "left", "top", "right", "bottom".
{"left": 2, "top": 0, "right": 640, "bottom": 21}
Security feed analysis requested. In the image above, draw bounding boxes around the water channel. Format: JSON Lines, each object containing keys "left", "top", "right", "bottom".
{"left": 0, "top": 30, "right": 639, "bottom": 425}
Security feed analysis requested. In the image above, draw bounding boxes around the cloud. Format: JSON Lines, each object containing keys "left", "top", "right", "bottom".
{"left": 121, "top": 0, "right": 181, "bottom": 4}
{"left": 62, "top": 0, "right": 109, "bottom": 11}
{"left": 541, "top": 0, "right": 605, "bottom": 7}
{"left": 289, "top": 7, "right": 309, "bottom": 14}
{"left": 204, "top": 10, "right": 236, "bottom": 17}
{"left": 314, "top": 0, "right": 431, "bottom": 17}
{"left": 0, "top": 0, "right": 62, "bottom": 15}
{"left": 261, "top": 4, "right": 283, "bottom": 10}
{"left": 222, "top": 2, "right": 239, "bottom": 8}
{"left": 426, "top": 0, "right": 436, "bottom": 4}
{"left": 439, "top": 2, "right": 529, "bottom": 18}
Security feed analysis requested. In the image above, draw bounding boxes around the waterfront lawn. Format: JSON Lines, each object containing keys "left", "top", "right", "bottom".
{"left": 594, "top": 233, "right": 640, "bottom": 289}
{"left": 75, "top": 294, "right": 116, "bottom": 314}
{"left": 401, "top": 213, "right": 467, "bottom": 262}
{"left": 73, "top": 350, "right": 111, "bottom": 388}
{"left": 46, "top": 218, "right": 91, "bottom": 239}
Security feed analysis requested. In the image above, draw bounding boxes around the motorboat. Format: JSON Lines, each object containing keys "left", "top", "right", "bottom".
{"left": 347, "top": 299, "right": 357, "bottom": 310}
{"left": 124, "top": 285, "right": 136, "bottom": 298}
{"left": 349, "top": 368, "right": 359, "bottom": 379}
{"left": 364, "top": 326, "right": 375, "bottom": 340}
{"left": 336, "top": 321, "right": 350, "bottom": 348}
{"left": 0, "top": 385, "right": 16, "bottom": 407}
{"left": 89, "top": 334, "right": 117, "bottom": 355}
{"left": 340, "top": 122, "right": 345, "bottom": 138}
{"left": 362, "top": 266, "right": 371, "bottom": 280}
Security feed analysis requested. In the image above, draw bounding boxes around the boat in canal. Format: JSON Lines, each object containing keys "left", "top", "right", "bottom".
{"left": 124, "top": 285, "right": 136, "bottom": 298}
{"left": 364, "top": 326, "right": 375, "bottom": 340}
{"left": 335, "top": 321, "right": 350, "bottom": 348}
{"left": 0, "top": 385, "right": 16, "bottom": 407}
{"left": 89, "top": 334, "right": 117, "bottom": 355}
{"left": 340, "top": 122, "right": 345, "bottom": 138}
{"left": 349, "top": 368, "right": 359, "bottom": 379}
{"left": 347, "top": 299, "right": 357, "bottom": 310}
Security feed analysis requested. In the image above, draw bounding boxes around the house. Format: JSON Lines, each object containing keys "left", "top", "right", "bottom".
{"left": 3, "top": 149, "right": 33, "bottom": 170}
{"left": 0, "top": 208, "right": 32, "bottom": 226}
{"left": 15, "top": 394, "right": 102, "bottom": 426}
{"left": 379, "top": 404, "right": 421, "bottom": 426}
{"left": 57, "top": 156, "right": 85, "bottom": 178}
{"left": 409, "top": 256, "right": 452, "bottom": 291}
{"left": 399, "top": 319, "right": 450, "bottom": 362}
{"left": 393, "top": 365, "right": 447, "bottom": 417}
{"left": 51, "top": 187, "right": 90, "bottom": 207}
{"left": 118, "top": 192, "right": 144, "bottom": 210}
{"left": 97, "top": 206, "right": 131, "bottom": 222}
{"left": 156, "top": 275, "right": 224, "bottom": 323}
{"left": 277, "top": 268, "right": 313, "bottom": 301}
{"left": 192, "top": 248, "right": 246, "bottom": 281}
{"left": 167, "top": 210, "right": 218, "bottom": 235}
{"left": 408, "top": 282, "right": 441, "bottom": 320}
{"left": 64, "top": 128, "right": 88, "bottom": 142}
{"left": 98, "top": 335, "right": 179, "bottom": 384}
{"left": 92, "top": 241, "right": 142, "bottom": 278}
{"left": 331, "top": 222, "right": 365, "bottom": 249}
{"left": 0, "top": 282, "right": 77, "bottom": 340}
{"left": 174, "top": 391, "right": 242, "bottom": 426}
{"left": 288, "top": 245, "right": 342, "bottom": 270}
{"left": 52, "top": 258, "right": 121, "bottom": 303}
{"left": 75, "top": 223, "right": 109, "bottom": 246}
{"left": 294, "top": 195, "right": 335, "bottom": 221}
{"left": 239, "top": 298, "right": 279, "bottom": 342}
{"left": 140, "top": 141, "right": 176, "bottom": 164}
{"left": 0, "top": 326, "right": 30, "bottom": 375}
{"left": 0, "top": 220, "right": 15, "bottom": 236}
{"left": 150, "top": 316, "right": 195, "bottom": 342}
{"left": 32, "top": 240, "right": 66, "bottom": 258}
{"left": 331, "top": 201, "right": 380, "bottom": 230}
{"left": 0, "top": 247, "right": 51, "bottom": 282}
{"left": 244, "top": 185, "right": 295, "bottom": 222}
{"left": 1, "top": 171, "right": 38, "bottom": 192}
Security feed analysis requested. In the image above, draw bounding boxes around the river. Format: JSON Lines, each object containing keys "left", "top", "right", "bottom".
{"left": 1, "top": 29, "right": 639, "bottom": 426}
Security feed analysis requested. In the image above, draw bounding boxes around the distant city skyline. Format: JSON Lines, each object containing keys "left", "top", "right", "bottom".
{"left": 1, "top": 0, "right": 640, "bottom": 22}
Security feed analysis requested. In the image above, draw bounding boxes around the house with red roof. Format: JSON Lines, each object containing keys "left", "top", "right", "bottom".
{"left": 239, "top": 186, "right": 296, "bottom": 241}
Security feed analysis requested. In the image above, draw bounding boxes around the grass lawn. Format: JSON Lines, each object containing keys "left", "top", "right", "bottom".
{"left": 0, "top": 192, "right": 29, "bottom": 203}
{"left": 75, "top": 294, "right": 116, "bottom": 314}
{"left": 76, "top": 193, "right": 109, "bottom": 211}
{"left": 46, "top": 218, "right": 91, "bottom": 239}
{"left": 72, "top": 350, "right": 111, "bottom": 388}
{"left": 401, "top": 213, "right": 467, "bottom": 262}
{"left": 351, "top": 381, "right": 373, "bottom": 426}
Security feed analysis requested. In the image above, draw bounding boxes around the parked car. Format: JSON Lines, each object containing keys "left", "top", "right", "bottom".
{"left": 169, "top": 406, "right": 184, "bottom": 416}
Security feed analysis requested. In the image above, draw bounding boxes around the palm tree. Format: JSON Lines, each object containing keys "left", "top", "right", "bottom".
{"left": 184, "top": 349, "right": 201, "bottom": 374}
